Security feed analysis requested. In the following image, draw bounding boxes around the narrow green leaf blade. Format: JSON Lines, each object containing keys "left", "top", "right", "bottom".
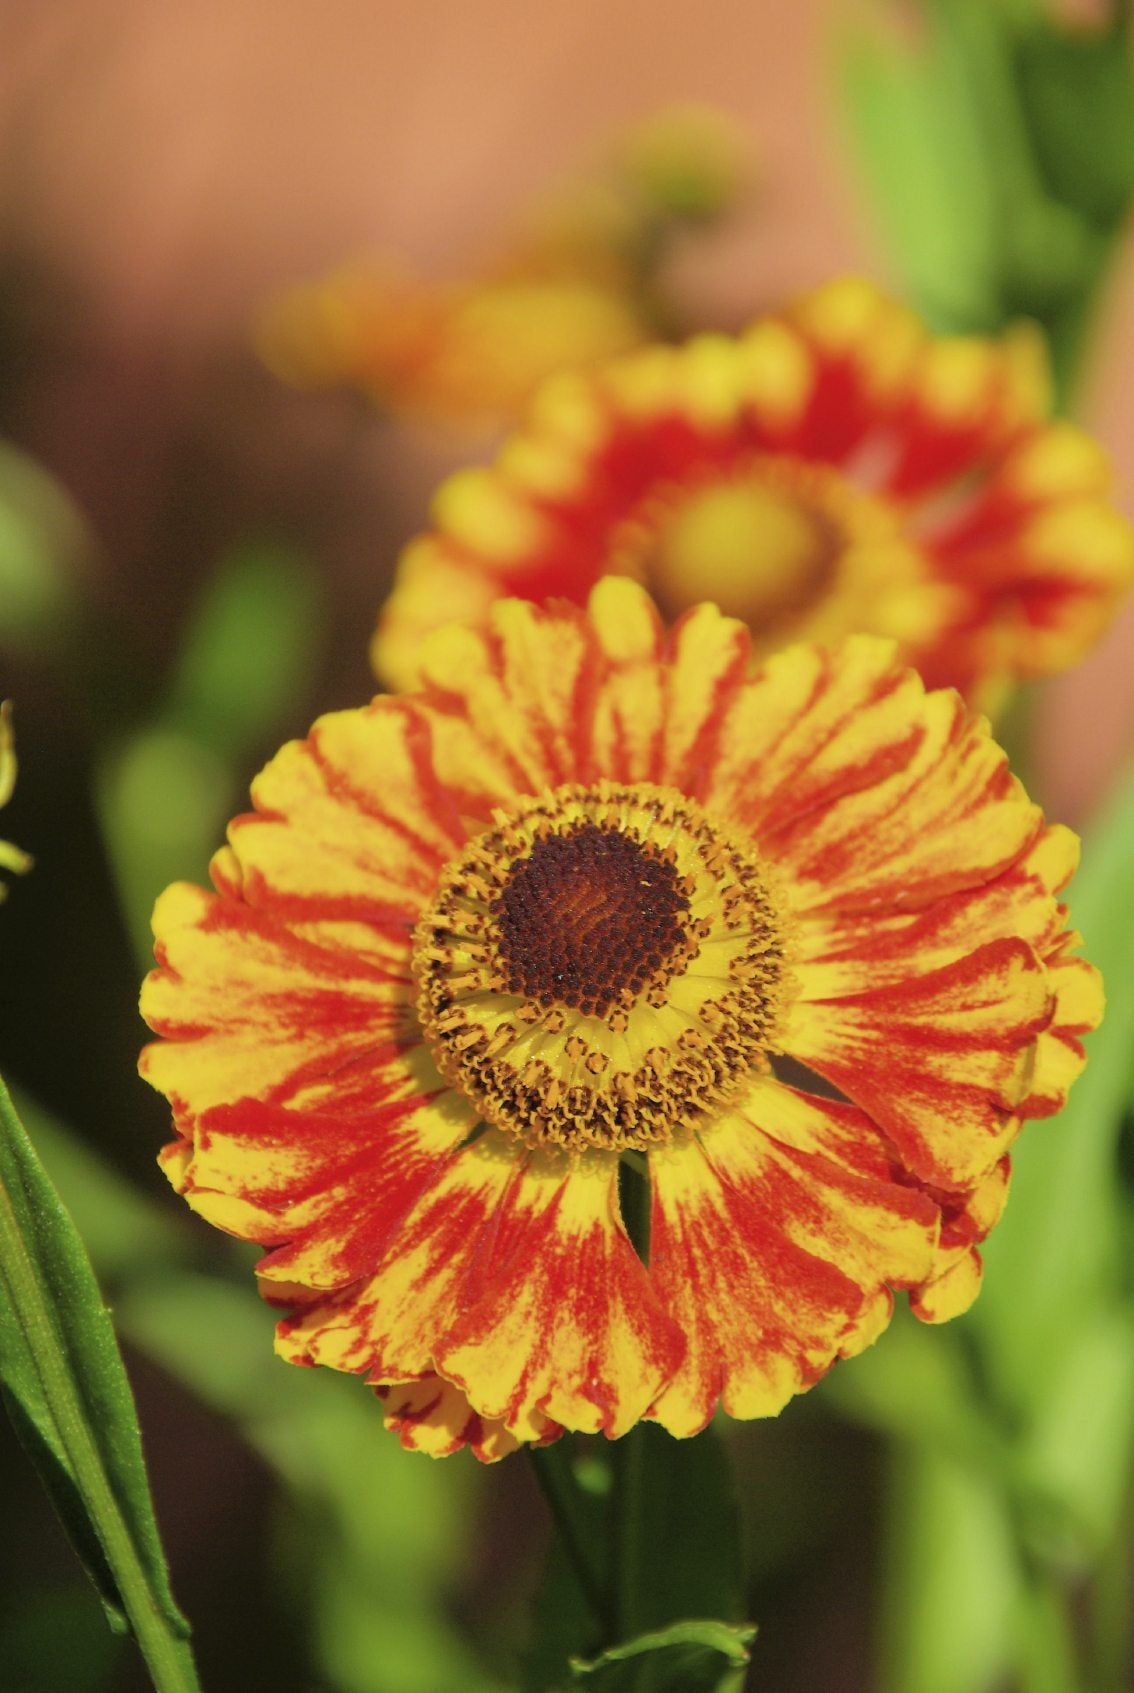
{"left": 0, "top": 1075, "right": 193, "bottom": 1656}
{"left": 570, "top": 1620, "right": 755, "bottom": 1692}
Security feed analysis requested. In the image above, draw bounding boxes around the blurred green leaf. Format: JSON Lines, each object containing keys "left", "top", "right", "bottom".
{"left": 568, "top": 1620, "right": 754, "bottom": 1692}
{"left": 96, "top": 726, "right": 234, "bottom": 965}
{"left": 0, "top": 1075, "right": 198, "bottom": 1689}
{"left": 821, "top": 1307, "right": 1002, "bottom": 1472}
{"left": 0, "top": 1586, "right": 120, "bottom": 1693}
{"left": 1013, "top": 1306, "right": 1134, "bottom": 1572}
{"left": 837, "top": 17, "right": 1002, "bottom": 329}
{"left": 0, "top": 442, "right": 88, "bottom": 650}
{"left": 165, "top": 538, "right": 324, "bottom": 760}
{"left": 878, "top": 1442, "right": 1020, "bottom": 1693}
{"left": 1015, "top": 26, "right": 1134, "bottom": 228}
{"left": 96, "top": 536, "right": 324, "bottom": 965}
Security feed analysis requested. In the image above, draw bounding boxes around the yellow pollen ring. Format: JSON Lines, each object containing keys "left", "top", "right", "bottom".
{"left": 412, "top": 781, "right": 788, "bottom": 1153}
{"left": 607, "top": 453, "right": 908, "bottom": 638}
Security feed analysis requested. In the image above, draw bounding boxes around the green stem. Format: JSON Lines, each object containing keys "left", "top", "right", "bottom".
{"left": 0, "top": 1089, "right": 200, "bottom": 1693}
{"left": 1018, "top": 1570, "right": 1084, "bottom": 1693}
{"left": 1089, "top": 1481, "right": 1134, "bottom": 1693}
{"left": 612, "top": 1162, "right": 653, "bottom": 1644}
{"left": 528, "top": 1443, "right": 612, "bottom": 1635}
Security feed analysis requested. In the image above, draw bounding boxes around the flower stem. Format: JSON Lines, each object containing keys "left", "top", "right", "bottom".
{"left": 528, "top": 1442, "right": 612, "bottom": 1634}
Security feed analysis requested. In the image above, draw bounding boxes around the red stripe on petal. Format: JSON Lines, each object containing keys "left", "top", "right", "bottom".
{"left": 647, "top": 1134, "right": 866, "bottom": 1437}
{"left": 785, "top": 937, "right": 1053, "bottom": 1189}
{"left": 435, "top": 1153, "right": 684, "bottom": 1438}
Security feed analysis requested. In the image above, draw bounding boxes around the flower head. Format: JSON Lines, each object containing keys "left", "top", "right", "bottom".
{"left": 141, "top": 581, "right": 1101, "bottom": 1458}
{"left": 373, "top": 277, "right": 1134, "bottom": 703}
{"left": 257, "top": 108, "right": 750, "bottom": 433}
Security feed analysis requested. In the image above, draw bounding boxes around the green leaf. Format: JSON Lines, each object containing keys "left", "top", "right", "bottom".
{"left": 835, "top": 17, "right": 1003, "bottom": 330}
{"left": 1012, "top": 1306, "right": 1134, "bottom": 1571}
{"left": 569, "top": 1620, "right": 754, "bottom": 1692}
{"left": 1015, "top": 26, "right": 1134, "bottom": 227}
{"left": 877, "top": 1442, "right": 1020, "bottom": 1693}
{"left": 165, "top": 537, "right": 324, "bottom": 760}
{"left": 96, "top": 537, "right": 324, "bottom": 967}
{"left": 0, "top": 1075, "right": 199, "bottom": 1691}
{"left": 0, "top": 443, "right": 87, "bottom": 649}
{"left": 821, "top": 1307, "right": 1003, "bottom": 1473}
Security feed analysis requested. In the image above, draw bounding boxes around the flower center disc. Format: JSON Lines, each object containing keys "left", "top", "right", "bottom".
{"left": 413, "top": 782, "right": 788, "bottom": 1152}
{"left": 608, "top": 455, "right": 907, "bottom": 642}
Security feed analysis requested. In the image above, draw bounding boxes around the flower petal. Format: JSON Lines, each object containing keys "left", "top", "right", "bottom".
{"left": 374, "top": 1374, "right": 561, "bottom": 1462}
{"left": 274, "top": 1130, "right": 519, "bottom": 1382}
{"left": 646, "top": 1078, "right": 939, "bottom": 1436}
{"left": 435, "top": 1152, "right": 684, "bottom": 1439}
{"left": 706, "top": 639, "right": 1039, "bottom": 914}
{"left": 140, "top": 883, "right": 414, "bottom": 1121}
{"left": 230, "top": 700, "right": 463, "bottom": 927}
{"left": 783, "top": 938, "right": 1053, "bottom": 1189}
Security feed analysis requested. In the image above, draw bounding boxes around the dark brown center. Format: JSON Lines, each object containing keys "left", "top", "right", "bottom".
{"left": 493, "top": 822, "right": 690, "bottom": 1017}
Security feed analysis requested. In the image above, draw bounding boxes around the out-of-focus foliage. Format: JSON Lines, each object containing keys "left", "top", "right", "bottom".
{"left": 0, "top": 442, "right": 87, "bottom": 651}
{"left": 838, "top": 0, "right": 1134, "bottom": 401}
{"left": 96, "top": 539, "right": 323, "bottom": 965}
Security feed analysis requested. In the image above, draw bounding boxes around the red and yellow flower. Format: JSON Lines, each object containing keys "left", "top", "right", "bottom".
{"left": 141, "top": 581, "right": 1101, "bottom": 1459}
{"left": 257, "top": 108, "right": 749, "bottom": 432}
{"left": 373, "top": 277, "right": 1134, "bottom": 703}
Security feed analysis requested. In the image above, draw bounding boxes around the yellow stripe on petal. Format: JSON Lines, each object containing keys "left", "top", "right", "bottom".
{"left": 435, "top": 1152, "right": 683, "bottom": 1438}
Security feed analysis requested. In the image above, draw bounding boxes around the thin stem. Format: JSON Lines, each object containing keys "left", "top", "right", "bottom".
{"left": 0, "top": 1087, "right": 200, "bottom": 1693}
{"left": 1089, "top": 1482, "right": 1134, "bottom": 1693}
{"left": 1018, "top": 1570, "right": 1084, "bottom": 1693}
{"left": 612, "top": 1162, "right": 653, "bottom": 1644}
{"left": 528, "top": 1442, "right": 612, "bottom": 1634}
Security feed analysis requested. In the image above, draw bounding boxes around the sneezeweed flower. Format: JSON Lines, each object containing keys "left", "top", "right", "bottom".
{"left": 257, "top": 107, "right": 750, "bottom": 431}
{"left": 258, "top": 261, "right": 647, "bottom": 431}
{"left": 373, "top": 277, "right": 1134, "bottom": 704}
{"left": 0, "top": 702, "right": 33, "bottom": 895}
{"left": 141, "top": 582, "right": 1101, "bottom": 1460}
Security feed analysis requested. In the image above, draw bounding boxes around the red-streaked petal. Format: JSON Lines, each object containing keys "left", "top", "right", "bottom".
{"left": 374, "top": 1373, "right": 562, "bottom": 1462}
{"left": 230, "top": 699, "right": 463, "bottom": 928}
{"left": 435, "top": 1151, "right": 684, "bottom": 1439}
{"left": 792, "top": 822, "right": 1079, "bottom": 997}
{"left": 274, "top": 1130, "right": 519, "bottom": 1382}
{"left": 173, "top": 1081, "right": 477, "bottom": 1282}
{"left": 646, "top": 1079, "right": 939, "bottom": 1436}
{"left": 140, "top": 882, "right": 414, "bottom": 1121}
{"left": 705, "top": 639, "right": 1039, "bottom": 914}
{"left": 783, "top": 938, "right": 1053, "bottom": 1189}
